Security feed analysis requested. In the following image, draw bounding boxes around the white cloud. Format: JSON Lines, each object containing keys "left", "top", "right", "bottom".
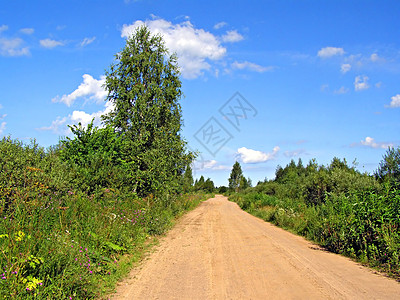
{"left": 370, "top": 53, "right": 379, "bottom": 62}
{"left": 341, "top": 63, "right": 351, "bottom": 73}
{"left": 237, "top": 146, "right": 279, "bottom": 164}
{"left": 0, "top": 122, "right": 6, "bottom": 135}
{"left": 388, "top": 94, "right": 400, "bottom": 108}
{"left": 52, "top": 74, "right": 107, "bottom": 107}
{"left": 354, "top": 75, "right": 369, "bottom": 91}
{"left": 221, "top": 30, "right": 243, "bottom": 43}
{"left": 231, "top": 61, "right": 273, "bottom": 73}
{"left": 0, "top": 37, "right": 30, "bottom": 56}
{"left": 39, "top": 101, "right": 115, "bottom": 134}
{"left": 121, "top": 18, "right": 227, "bottom": 79}
{"left": 37, "top": 116, "right": 68, "bottom": 134}
{"left": 317, "top": 47, "right": 345, "bottom": 58}
{"left": 40, "top": 38, "right": 64, "bottom": 49}
{"left": 0, "top": 25, "right": 8, "bottom": 33}
{"left": 214, "top": 22, "right": 227, "bottom": 30}
{"left": 70, "top": 101, "right": 115, "bottom": 127}
{"left": 20, "top": 28, "right": 34, "bottom": 35}
{"left": 203, "top": 160, "right": 217, "bottom": 169}
{"left": 80, "top": 37, "right": 96, "bottom": 47}
{"left": 360, "top": 137, "right": 393, "bottom": 149}
{"left": 194, "top": 159, "right": 230, "bottom": 171}
{"left": 334, "top": 86, "right": 349, "bottom": 94}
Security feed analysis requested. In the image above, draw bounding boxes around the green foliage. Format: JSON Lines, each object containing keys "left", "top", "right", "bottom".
{"left": 194, "top": 176, "right": 204, "bottom": 191}
{"left": 203, "top": 178, "right": 215, "bottom": 193}
{"left": 217, "top": 186, "right": 228, "bottom": 194}
{"left": 376, "top": 146, "right": 400, "bottom": 187}
{"left": 59, "top": 121, "right": 127, "bottom": 193}
{"left": 228, "top": 161, "right": 243, "bottom": 192}
{"left": 0, "top": 137, "right": 210, "bottom": 298}
{"left": 229, "top": 154, "right": 400, "bottom": 279}
{"left": 182, "top": 164, "right": 194, "bottom": 193}
{"left": 102, "top": 25, "right": 192, "bottom": 196}
{"left": 193, "top": 176, "right": 215, "bottom": 193}
{"left": 0, "top": 25, "right": 208, "bottom": 298}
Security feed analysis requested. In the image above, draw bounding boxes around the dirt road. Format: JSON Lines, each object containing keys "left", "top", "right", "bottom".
{"left": 112, "top": 195, "right": 400, "bottom": 299}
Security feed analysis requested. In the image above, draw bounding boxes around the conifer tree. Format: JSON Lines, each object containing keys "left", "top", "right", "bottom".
{"left": 229, "top": 161, "right": 243, "bottom": 192}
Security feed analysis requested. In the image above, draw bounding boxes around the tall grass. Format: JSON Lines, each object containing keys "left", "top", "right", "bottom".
{"left": 230, "top": 187, "right": 400, "bottom": 279}
{"left": 0, "top": 137, "right": 209, "bottom": 298}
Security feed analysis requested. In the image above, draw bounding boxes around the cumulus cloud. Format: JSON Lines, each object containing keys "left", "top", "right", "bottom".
{"left": 360, "top": 137, "right": 393, "bottom": 149}
{"left": 20, "top": 28, "right": 34, "bottom": 35}
{"left": 70, "top": 101, "right": 115, "bottom": 127}
{"left": 341, "top": 63, "right": 351, "bottom": 73}
{"left": 0, "top": 37, "right": 30, "bottom": 56}
{"left": 39, "top": 101, "right": 115, "bottom": 134}
{"left": 80, "top": 37, "right": 96, "bottom": 47}
{"left": 317, "top": 47, "right": 345, "bottom": 58}
{"left": 388, "top": 94, "right": 400, "bottom": 108}
{"left": 221, "top": 30, "right": 243, "bottom": 43}
{"left": 231, "top": 61, "right": 273, "bottom": 73}
{"left": 121, "top": 18, "right": 227, "bottom": 79}
{"left": 40, "top": 38, "right": 64, "bottom": 49}
{"left": 52, "top": 74, "right": 107, "bottom": 107}
{"left": 354, "top": 75, "right": 369, "bottom": 91}
{"left": 237, "top": 146, "right": 279, "bottom": 164}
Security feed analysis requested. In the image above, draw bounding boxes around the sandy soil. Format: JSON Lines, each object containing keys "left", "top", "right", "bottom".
{"left": 111, "top": 195, "right": 400, "bottom": 299}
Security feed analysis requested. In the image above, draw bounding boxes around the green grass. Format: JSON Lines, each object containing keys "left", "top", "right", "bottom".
{"left": 0, "top": 137, "right": 211, "bottom": 298}
{"left": 230, "top": 188, "right": 400, "bottom": 280}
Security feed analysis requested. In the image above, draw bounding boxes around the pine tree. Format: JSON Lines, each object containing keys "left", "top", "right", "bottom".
{"left": 182, "top": 164, "right": 194, "bottom": 192}
{"left": 228, "top": 161, "right": 243, "bottom": 192}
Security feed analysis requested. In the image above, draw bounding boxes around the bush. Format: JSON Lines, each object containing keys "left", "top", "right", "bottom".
{"left": 0, "top": 137, "right": 210, "bottom": 298}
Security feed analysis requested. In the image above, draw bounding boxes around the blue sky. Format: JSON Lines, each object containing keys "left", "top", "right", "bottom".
{"left": 1, "top": 1, "right": 399, "bottom": 186}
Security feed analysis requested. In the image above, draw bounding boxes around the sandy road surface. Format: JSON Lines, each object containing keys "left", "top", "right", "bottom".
{"left": 112, "top": 195, "right": 400, "bottom": 299}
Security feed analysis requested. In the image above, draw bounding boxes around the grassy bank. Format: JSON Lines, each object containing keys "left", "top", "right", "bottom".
{"left": 0, "top": 137, "right": 210, "bottom": 298}
{"left": 229, "top": 157, "right": 400, "bottom": 280}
